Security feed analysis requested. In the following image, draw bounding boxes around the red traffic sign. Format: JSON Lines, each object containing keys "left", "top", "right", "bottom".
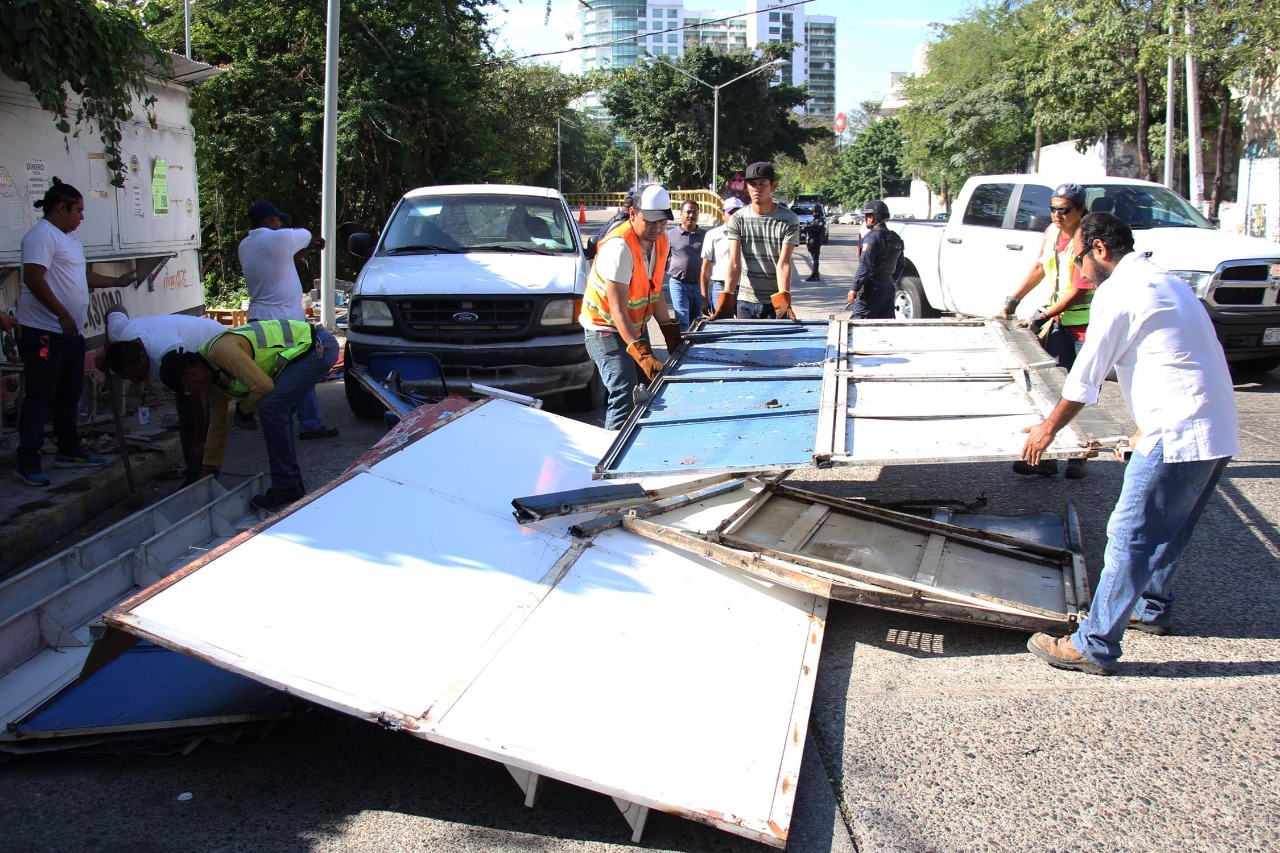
{"left": 834, "top": 113, "right": 847, "bottom": 133}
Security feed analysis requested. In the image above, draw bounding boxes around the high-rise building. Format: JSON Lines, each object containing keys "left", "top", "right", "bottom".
{"left": 804, "top": 16, "right": 836, "bottom": 117}
{"left": 576, "top": 0, "right": 836, "bottom": 116}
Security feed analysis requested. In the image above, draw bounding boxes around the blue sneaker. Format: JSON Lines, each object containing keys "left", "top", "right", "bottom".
{"left": 53, "top": 451, "right": 107, "bottom": 468}
{"left": 13, "top": 469, "right": 51, "bottom": 487}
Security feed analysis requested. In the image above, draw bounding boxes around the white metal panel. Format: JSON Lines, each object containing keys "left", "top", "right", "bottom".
{"left": 124, "top": 472, "right": 575, "bottom": 720}
{"left": 429, "top": 529, "right": 824, "bottom": 845}
{"left": 108, "top": 401, "right": 823, "bottom": 846}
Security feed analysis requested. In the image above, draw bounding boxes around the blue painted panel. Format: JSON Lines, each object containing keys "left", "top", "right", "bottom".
{"left": 599, "top": 321, "right": 829, "bottom": 476}
{"left": 16, "top": 641, "right": 291, "bottom": 736}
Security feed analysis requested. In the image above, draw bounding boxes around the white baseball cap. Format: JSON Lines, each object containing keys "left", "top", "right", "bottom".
{"left": 722, "top": 197, "right": 745, "bottom": 214}
{"left": 638, "top": 185, "right": 675, "bottom": 222}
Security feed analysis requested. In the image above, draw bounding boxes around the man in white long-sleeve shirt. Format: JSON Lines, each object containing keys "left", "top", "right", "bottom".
{"left": 1019, "top": 211, "right": 1239, "bottom": 675}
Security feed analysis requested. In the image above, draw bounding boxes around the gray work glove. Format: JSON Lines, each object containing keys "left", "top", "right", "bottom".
{"left": 999, "top": 296, "right": 1020, "bottom": 318}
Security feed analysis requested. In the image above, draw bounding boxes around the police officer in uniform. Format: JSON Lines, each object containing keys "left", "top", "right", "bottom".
{"left": 847, "top": 199, "right": 905, "bottom": 319}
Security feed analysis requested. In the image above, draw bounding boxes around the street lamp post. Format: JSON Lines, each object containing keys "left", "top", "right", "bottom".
{"left": 642, "top": 55, "right": 785, "bottom": 195}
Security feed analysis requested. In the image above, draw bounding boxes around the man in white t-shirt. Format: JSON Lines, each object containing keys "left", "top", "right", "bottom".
{"left": 103, "top": 306, "right": 226, "bottom": 485}
{"left": 699, "top": 197, "right": 744, "bottom": 317}
{"left": 15, "top": 180, "right": 136, "bottom": 487}
{"left": 238, "top": 201, "right": 337, "bottom": 440}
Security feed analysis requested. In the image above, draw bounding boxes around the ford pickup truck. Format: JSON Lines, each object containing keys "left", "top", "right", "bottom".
{"left": 888, "top": 174, "right": 1280, "bottom": 372}
{"left": 344, "top": 185, "right": 596, "bottom": 415}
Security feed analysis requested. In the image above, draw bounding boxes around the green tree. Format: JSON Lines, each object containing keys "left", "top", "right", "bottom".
{"left": 139, "top": 0, "right": 595, "bottom": 304}
{"left": 825, "top": 117, "right": 908, "bottom": 209}
{"left": 777, "top": 116, "right": 837, "bottom": 200}
{"left": 602, "top": 45, "right": 824, "bottom": 190}
{"left": 898, "top": 5, "right": 1039, "bottom": 199}
{"left": 0, "top": 0, "right": 165, "bottom": 186}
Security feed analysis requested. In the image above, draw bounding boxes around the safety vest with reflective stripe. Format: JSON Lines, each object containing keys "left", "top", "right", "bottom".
{"left": 1043, "top": 223, "right": 1093, "bottom": 328}
{"left": 199, "top": 319, "right": 314, "bottom": 400}
{"left": 580, "top": 221, "right": 669, "bottom": 332}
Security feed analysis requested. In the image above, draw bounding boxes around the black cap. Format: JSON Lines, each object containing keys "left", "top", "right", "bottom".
{"left": 744, "top": 162, "right": 777, "bottom": 181}
{"left": 248, "top": 201, "right": 289, "bottom": 224}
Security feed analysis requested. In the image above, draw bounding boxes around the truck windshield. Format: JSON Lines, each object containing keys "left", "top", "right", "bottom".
{"left": 381, "top": 194, "right": 578, "bottom": 254}
{"left": 1083, "top": 185, "right": 1214, "bottom": 231}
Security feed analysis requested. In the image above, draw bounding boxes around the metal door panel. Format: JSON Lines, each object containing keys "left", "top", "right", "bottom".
{"left": 597, "top": 319, "right": 1127, "bottom": 478}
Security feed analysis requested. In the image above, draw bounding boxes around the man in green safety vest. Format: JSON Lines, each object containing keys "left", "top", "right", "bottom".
{"left": 159, "top": 319, "right": 339, "bottom": 511}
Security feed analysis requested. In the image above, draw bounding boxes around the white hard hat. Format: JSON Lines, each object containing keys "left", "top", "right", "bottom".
{"left": 638, "top": 185, "right": 674, "bottom": 221}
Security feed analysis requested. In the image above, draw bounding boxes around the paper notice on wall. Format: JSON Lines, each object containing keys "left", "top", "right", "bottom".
{"left": 152, "top": 158, "right": 169, "bottom": 216}
{"left": 167, "top": 163, "right": 185, "bottom": 211}
{"left": 26, "top": 159, "right": 48, "bottom": 205}
{"left": 132, "top": 185, "right": 144, "bottom": 217}
{"left": 87, "top": 152, "right": 110, "bottom": 198}
{"left": 7, "top": 200, "right": 22, "bottom": 229}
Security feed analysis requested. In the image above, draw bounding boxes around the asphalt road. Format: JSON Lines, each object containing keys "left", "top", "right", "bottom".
{"left": 4, "top": 218, "right": 1279, "bottom": 853}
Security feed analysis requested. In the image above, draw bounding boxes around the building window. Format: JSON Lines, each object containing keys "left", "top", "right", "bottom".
{"left": 667, "top": 33, "right": 677, "bottom": 42}
{"left": 769, "top": 11, "right": 780, "bottom": 21}
{"left": 769, "top": 26, "right": 780, "bottom": 34}
{"left": 668, "top": 8, "right": 677, "bottom": 16}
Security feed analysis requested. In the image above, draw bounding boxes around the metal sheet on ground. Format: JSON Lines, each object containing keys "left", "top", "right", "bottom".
{"left": 596, "top": 319, "right": 1127, "bottom": 477}
{"left": 105, "top": 401, "right": 823, "bottom": 847}
{"left": 617, "top": 479, "right": 1088, "bottom": 633}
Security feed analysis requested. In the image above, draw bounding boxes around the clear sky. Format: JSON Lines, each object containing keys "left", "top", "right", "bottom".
{"left": 488, "top": 0, "right": 973, "bottom": 117}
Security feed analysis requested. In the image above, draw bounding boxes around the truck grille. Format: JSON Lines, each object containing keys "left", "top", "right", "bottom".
{"left": 1208, "top": 261, "right": 1280, "bottom": 309}
{"left": 397, "top": 297, "right": 535, "bottom": 342}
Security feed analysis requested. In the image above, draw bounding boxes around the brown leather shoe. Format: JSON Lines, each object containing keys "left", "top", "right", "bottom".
{"left": 1027, "top": 632, "right": 1113, "bottom": 675}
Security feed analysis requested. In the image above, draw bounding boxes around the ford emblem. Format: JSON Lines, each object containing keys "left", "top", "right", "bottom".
{"left": 453, "top": 311, "right": 480, "bottom": 323}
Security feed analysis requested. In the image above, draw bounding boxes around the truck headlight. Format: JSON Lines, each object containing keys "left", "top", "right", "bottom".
{"left": 350, "top": 298, "right": 394, "bottom": 328}
{"left": 1169, "top": 271, "right": 1212, "bottom": 298}
{"left": 539, "top": 297, "right": 578, "bottom": 326}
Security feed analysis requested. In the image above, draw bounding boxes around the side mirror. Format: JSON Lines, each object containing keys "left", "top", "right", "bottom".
{"left": 348, "top": 232, "right": 375, "bottom": 259}
{"left": 584, "top": 236, "right": 598, "bottom": 261}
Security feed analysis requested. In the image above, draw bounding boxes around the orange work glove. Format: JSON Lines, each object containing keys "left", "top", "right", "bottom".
{"left": 771, "top": 290, "right": 797, "bottom": 321}
{"left": 626, "top": 339, "right": 665, "bottom": 382}
{"left": 710, "top": 291, "right": 737, "bottom": 321}
{"left": 658, "top": 321, "right": 683, "bottom": 354}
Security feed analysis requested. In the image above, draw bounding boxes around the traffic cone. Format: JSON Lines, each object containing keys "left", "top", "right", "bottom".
{"left": 578, "top": 203, "right": 587, "bottom": 224}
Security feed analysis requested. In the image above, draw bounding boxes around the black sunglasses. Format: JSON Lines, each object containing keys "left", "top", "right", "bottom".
{"left": 1073, "top": 247, "right": 1094, "bottom": 268}
{"left": 1049, "top": 205, "right": 1077, "bottom": 215}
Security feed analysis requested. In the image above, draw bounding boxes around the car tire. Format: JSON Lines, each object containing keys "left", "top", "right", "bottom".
{"left": 343, "top": 346, "right": 387, "bottom": 418}
{"left": 1229, "top": 355, "right": 1280, "bottom": 377}
{"left": 894, "top": 275, "right": 939, "bottom": 320}
{"left": 564, "top": 367, "right": 603, "bottom": 411}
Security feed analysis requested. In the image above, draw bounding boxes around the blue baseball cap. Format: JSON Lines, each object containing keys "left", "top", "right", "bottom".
{"left": 248, "top": 201, "right": 289, "bottom": 223}
{"left": 1052, "top": 184, "right": 1085, "bottom": 207}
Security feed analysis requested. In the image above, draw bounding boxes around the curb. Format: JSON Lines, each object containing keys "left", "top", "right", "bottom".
{"left": 2, "top": 436, "right": 184, "bottom": 577}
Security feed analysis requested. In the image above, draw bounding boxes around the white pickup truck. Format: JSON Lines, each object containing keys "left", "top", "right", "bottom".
{"left": 889, "top": 174, "right": 1280, "bottom": 373}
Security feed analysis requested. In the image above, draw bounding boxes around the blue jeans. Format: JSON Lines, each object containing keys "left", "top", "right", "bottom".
{"left": 708, "top": 280, "right": 723, "bottom": 312}
{"left": 257, "top": 325, "right": 339, "bottom": 490}
{"left": 16, "top": 325, "right": 86, "bottom": 474}
{"left": 1071, "top": 440, "right": 1230, "bottom": 669}
{"left": 668, "top": 277, "right": 701, "bottom": 332}
{"left": 585, "top": 329, "right": 641, "bottom": 430}
{"left": 736, "top": 299, "right": 776, "bottom": 320}
{"left": 295, "top": 388, "right": 325, "bottom": 433}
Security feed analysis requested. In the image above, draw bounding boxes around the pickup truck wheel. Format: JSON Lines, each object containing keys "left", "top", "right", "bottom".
{"left": 895, "top": 275, "right": 939, "bottom": 320}
{"left": 564, "top": 367, "right": 603, "bottom": 411}
{"left": 344, "top": 349, "right": 387, "bottom": 418}
{"left": 1229, "top": 355, "right": 1280, "bottom": 376}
